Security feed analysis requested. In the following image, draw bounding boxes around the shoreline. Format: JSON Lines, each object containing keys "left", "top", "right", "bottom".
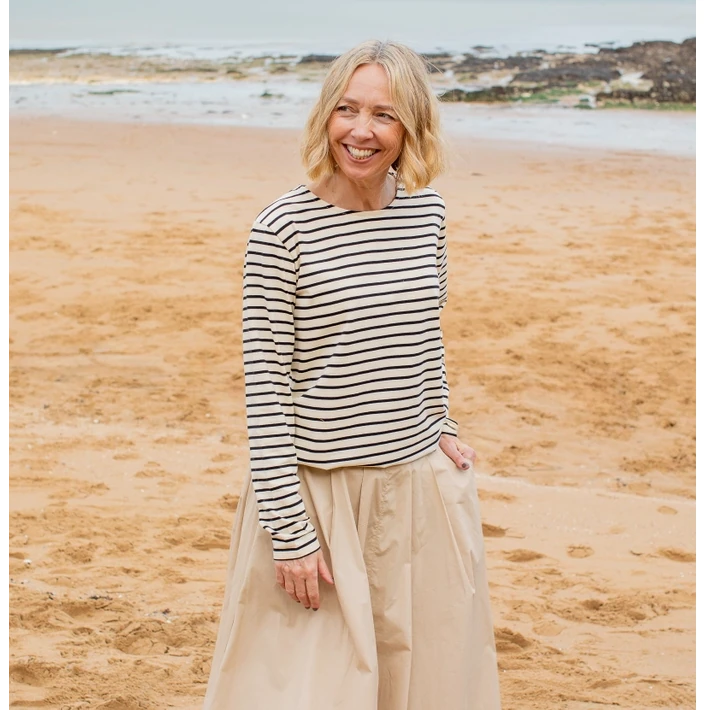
{"left": 9, "top": 102, "right": 697, "bottom": 158}
{"left": 10, "top": 37, "right": 696, "bottom": 108}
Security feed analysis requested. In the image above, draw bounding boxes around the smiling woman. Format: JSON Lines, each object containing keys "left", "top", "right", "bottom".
{"left": 325, "top": 64, "right": 405, "bottom": 204}
{"left": 301, "top": 42, "right": 445, "bottom": 209}
{"left": 202, "top": 40, "right": 501, "bottom": 710}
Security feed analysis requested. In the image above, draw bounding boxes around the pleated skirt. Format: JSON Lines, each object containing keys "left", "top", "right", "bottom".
{"left": 203, "top": 446, "right": 501, "bottom": 710}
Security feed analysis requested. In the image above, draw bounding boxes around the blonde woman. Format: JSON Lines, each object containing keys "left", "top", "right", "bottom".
{"left": 203, "top": 40, "right": 501, "bottom": 710}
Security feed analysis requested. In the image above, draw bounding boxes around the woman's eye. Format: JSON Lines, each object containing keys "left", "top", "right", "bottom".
{"left": 377, "top": 113, "right": 395, "bottom": 120}
{"left": 336, "top": 105, "right": 353, "bottom": 113}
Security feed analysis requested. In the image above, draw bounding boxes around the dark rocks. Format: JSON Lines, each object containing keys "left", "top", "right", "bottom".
{"left": 598, "top": 38, "right": 695, "bottom": 72}
{"left": 454, "top": 54, "right": 544, "bottom": 74}
{"left": 596, "top": 37, "right": 696, "bottom": 104}
{"left": 638, "top": 38, "right": 696, "bottom": 103}
{"left": 596, "top": 89, "right": 653, "bottom": 105}
{"left": 439, "top": 86, "right": 544, "bottom": 102}
{"left": 643, "top": 70, "right": 695, "bottom": 103}
{"left": 298, "top": 54, "right": 337, "bottom": 64}
{"left": 513, "top": 64, "right": 621, "bottom": 85}
{"left": 444, "top": 37, "right": 696, "bottom": 107}
{"left": 598, "top": 73, "right": 696, "bottom": 105}
{"left": 9, "top": 48, "right": 75, "bottom": 56}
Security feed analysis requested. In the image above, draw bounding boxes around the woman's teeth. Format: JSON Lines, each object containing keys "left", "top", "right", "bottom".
{"left": 346, "top": 146, "right": 377, "bottom": 160}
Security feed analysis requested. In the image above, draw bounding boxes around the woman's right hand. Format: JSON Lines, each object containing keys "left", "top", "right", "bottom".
{"left": 275, "top": 549, "right": 334, "bottom": 610}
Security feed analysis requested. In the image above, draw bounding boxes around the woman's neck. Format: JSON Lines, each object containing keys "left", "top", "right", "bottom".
{"left": 309, "top": 172, "right": 396, "bottom": 211}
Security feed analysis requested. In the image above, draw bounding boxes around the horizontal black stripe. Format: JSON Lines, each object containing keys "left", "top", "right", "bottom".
{"left": 290, "top": 349, "right": 442, "bottom": 383}
{"left": 292, "top": 383, "right": 444, "bottom": 411}
{"left": 295, "top": 273, "right": 438, "bottom": 305}
{"left": 292, "top": 319, "right": 440, "bottom": 352}
{"left": 297, "top": 429, "right": 441, "bottom": 468}
{"left": 291, "top": 333, "right": 441, "bottom": 365}
{"left": 292, "top": 284, "right": 439, "bottom": 316}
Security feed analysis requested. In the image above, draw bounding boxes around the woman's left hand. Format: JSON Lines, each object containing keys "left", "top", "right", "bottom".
{"left": 439, "top": 433, "right": 476, "bottom": 470}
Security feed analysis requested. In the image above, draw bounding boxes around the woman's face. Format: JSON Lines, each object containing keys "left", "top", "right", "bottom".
{"left": 327, "top": 63, "right": 405, "bottom": 186}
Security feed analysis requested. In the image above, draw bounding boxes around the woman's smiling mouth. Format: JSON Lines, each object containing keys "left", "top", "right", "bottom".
{"left": 345, "top": 145, "right": 379, "bottom": 160}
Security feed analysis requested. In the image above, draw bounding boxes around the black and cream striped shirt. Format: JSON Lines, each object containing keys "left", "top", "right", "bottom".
{"left": 243, "top": 184, "right": 458, "bottom": 560}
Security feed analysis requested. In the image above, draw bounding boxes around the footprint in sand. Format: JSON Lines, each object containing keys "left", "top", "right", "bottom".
{"left": 504, "top": 549, "right": 544, "bottom": 563}
{"left": 96, "top": 695, "right": 145, "bottom": 710}
{"left": 192, "top": 530, "right": 231, "bottom": 550}
{"left": 478, "top": 489, "right": 517, "bottom": 503}
{"left": 657, "top": 505, "right": 678, "bottom": 515}
{"left": 113, "top": 451, "right": 140, "bottom": 460}
{"left": 567, "top": 545, "right": 594, "bottom": 558}
{"left": 482, "top": 523, "right": 507, "bottom": 538}
{"left": 219, "top": 494, "right": 239, "bottom": 511}
{"left": 656, "top": 547, "right": 695, "bottom": 563}
{"left": 10, "top": 659, "right": 62, "bottom": 686}
{"left": 494, "top": 627, "right": 533, "bottom": 652}
{"left": 211, "top": 453, "right": 235, "bottom": 463}
{"left": 134, "top": 462, "right": 167, "bottom": 478}
{"left": 113, "top": 620, "right": 170, "bottom": 656}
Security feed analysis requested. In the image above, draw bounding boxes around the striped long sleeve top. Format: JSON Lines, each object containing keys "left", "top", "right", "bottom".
{"left": 242, "top": 184, "right": 458, "bottom": 560}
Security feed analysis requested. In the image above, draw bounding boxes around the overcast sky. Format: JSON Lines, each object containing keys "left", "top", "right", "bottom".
{"left": 9, "top": 0, "right": 696, "bottom": 49}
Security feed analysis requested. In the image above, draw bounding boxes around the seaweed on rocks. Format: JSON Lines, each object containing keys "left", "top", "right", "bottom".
{"left": 439, "top": 86, "right": 544, "bottom": 102}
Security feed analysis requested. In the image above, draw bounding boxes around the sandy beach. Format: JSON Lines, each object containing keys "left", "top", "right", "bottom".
{"left": 9, "top": 117, "right": 695, "bottom": 708}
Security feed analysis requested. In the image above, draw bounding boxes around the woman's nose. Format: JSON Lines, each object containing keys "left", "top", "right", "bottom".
{"left": 351, "top": 113, "right": 374, "bottom": 140}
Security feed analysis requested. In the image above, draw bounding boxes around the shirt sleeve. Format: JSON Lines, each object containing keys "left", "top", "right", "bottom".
{"left": 436, "top": 211, "right": 459, "bottom": 437}
{"left": 241, "top": 221, "right": 320, "bottom": 560}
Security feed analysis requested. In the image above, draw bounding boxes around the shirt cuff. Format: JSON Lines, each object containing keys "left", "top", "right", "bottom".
{"left": 441, "top": 416, "right": 459, "bottom": 437}
{"left": 272, "top": 530, "right": 321, "bottom": 561}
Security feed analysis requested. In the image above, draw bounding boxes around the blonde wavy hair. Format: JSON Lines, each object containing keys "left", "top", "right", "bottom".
{"left": 301, "top": 40, "right": 446, "bottom": 194}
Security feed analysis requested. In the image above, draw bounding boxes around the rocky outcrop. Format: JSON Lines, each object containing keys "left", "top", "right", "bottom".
{"left": 598, "top": 37, "right": 696, "bottom": 103}
{"left": 598, "top": 38, "right": 695, "bottom": 71}
{"left": 454, "top": 54, "right": 545, "bottom": 74}
{"left": 439, "top": 86, "right": 541, "bottom": 102}
{"left": 513, "top": 64, "right": 621, "bottom": 85}
{"left": 440, "top": 37, "right": 695, "bottom": 106}
{"left": 298, "top": 54, "right": 337, "bottom": 65}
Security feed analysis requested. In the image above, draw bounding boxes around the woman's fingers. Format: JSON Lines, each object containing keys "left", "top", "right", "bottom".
{"left": 440, "top": 434, "right": 476, "bottom": 470}
{"left": 283, "top": 576, "right": 298, "bottom": 602}
{"left": 318, "top": 551, "right": 335, "bottom": 585}
{"left": 457, "top": 442, "right": 476, "bottom": 462}
{"left": 275, "top": 549, "right": 332, "bottom": 609}
{"left": 305, "top": 574, "right": 320, "bottom": 610}
{"left": 440, "top": 435, "right": 468, "bottom": 468}
{"left": 294, "top": 577, "right": 311, "bottom": 608}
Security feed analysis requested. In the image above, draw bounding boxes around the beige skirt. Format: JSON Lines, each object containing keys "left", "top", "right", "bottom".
{"left": 203, "top": 446, "right": 501, "bottom": 710}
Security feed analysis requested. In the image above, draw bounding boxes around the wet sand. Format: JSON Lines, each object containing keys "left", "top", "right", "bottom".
{"left": 9, "top": 118, "right": 695, "bottom": 708}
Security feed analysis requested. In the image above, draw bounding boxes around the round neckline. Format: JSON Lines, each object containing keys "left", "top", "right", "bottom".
{"left": 299, "top": 183, "right": 402, "bottom": 213}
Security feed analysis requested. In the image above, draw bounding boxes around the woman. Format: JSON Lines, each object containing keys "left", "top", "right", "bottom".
{"left": 203, "top": 40, "right": 501, "bottom": 710}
